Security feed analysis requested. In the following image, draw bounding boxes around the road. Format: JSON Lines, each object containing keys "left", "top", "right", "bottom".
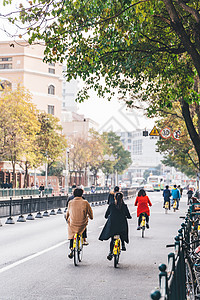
{"left": 0, "top": 191, "right": 188, "bottom": 300}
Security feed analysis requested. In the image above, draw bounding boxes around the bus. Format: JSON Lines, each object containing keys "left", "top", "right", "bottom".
{"left": 131, "top": 177, "right": 145, "bottom": 188}
{"left": 147, "top": 175, "right": 165, "bottom": 191}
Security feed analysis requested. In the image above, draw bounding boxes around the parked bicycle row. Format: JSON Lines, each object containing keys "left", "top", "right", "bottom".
{"left": 151, "top": 201, "right": 200, "bottom": 299}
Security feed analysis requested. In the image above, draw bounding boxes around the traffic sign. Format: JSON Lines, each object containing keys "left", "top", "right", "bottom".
{"left": 172, "top": 130, "right": 181, "bottom": 140}
{"left": 160, "top": 127, "right": 171, "bottom": 139}
{"left": 149, "top": 126, "right": 160, "bottom": 136}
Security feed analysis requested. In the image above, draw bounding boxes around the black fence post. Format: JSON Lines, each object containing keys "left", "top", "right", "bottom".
{"left": 43, "top": 195, "right": 49, "bottom": 217}
{"left": 17, "top": 197, "right": 26, "bottom": 222}
{"left": 26, "top": 196, "right": 35, "bottom": 220}
{"left": 5, "top": 197, "right": 15, "bottom": 224}
{"left": 35, "top": 195, "right": 43, "bottom": 218}
{"left": 159, "top": 264, "right": 168, "bottom": 298}
{"left": 50, "top": 194, "right": 56, "bottom": 215}
{"left": 57, "top": 196, "right": 63, "bottom": 214}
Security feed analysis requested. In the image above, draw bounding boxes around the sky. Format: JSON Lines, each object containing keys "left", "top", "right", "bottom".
{"left": 0, "top": 1, "right": 155, "bottom": 133}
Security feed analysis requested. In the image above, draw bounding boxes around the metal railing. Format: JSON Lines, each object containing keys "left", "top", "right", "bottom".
{"left": 0, "top": 188, "right": 137, "bottom": 225}
{"left": 0, "top": 188, "right": 53, "bottom": 198}
{"left": 150, "top": 205, "right": 200, "bottom": 300}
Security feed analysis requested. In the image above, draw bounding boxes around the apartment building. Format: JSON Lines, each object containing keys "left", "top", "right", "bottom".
{"left": 0, "top": 41, "right": 62, "bottom": 120}
{"left": 117, "top": 129, "right": 163, "bottom": 182}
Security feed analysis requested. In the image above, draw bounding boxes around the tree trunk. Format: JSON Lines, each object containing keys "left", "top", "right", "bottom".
{"left": 181, "top": 99, "right": 200, "bottom": 168}
{"left": 24, "top": 162, "right": 28, "bottom": 188}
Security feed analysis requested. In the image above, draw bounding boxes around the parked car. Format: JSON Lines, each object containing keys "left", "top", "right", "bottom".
{"left": 144, "top": 184, "right": 154, "bottom": 192}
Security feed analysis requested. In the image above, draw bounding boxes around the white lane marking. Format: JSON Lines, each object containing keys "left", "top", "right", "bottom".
{"left": 0, "top": 240, "right": 67, "bottom": 274}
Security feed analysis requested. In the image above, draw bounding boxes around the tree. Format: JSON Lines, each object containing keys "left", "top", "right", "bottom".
{"left": 156, "top": 101, "right": 198, "bottom": 176}
{"left": 101, "top": 131, "right": 132, "bottom": 184}
{"left": 3, "top": 0, "right": 200, "bottom": 171}
{"left": 37, "top": 112, "right": 67, "bottom": 174}
{"left": 0, "top": 86, "right": 40, "bottom": 187}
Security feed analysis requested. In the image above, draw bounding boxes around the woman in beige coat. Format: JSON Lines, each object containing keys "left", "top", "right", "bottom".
{"left": 66, "top": 188, "right": 93, "bottom": 258}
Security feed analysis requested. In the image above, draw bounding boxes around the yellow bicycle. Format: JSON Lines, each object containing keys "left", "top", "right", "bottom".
{"left": 113, "top": 235, "right": 121, "bottom": 268}
{"left": 140, "top": 214, "right": 146, "bottom": 238}
{"left": 165, "top": 201, "right": 169, "bottom": 214}
{"left": 73, "top": 233, "right": 83, "bottom": 266}
{"left": 173, "top": 200, "right": 177, "bottom": 212}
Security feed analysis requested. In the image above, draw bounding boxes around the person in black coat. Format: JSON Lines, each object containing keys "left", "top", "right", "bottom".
{"left": 99, "top": 192, "right": 132, "bottom": 260}
{"left": 107, "top": 186, "right": 119, "bottom": 204}
{"left": 163, "top": 185, "right": 171, "bottom": 209}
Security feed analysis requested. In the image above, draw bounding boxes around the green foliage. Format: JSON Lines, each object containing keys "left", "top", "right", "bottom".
{"left": 37, "top": 112, "right": 68, "bottom": 170}
{"left": 5, "top": 0, "right": 200, "bottom": 106}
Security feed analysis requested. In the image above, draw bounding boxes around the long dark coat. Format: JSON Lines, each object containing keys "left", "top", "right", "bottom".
{"left": 99, "top": 203, "right": 132, "bottom": 243}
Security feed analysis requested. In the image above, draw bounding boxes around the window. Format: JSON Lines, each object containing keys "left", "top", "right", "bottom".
{"left": 0, "top": 57, "right": 12, "bottom": 62}
{"left": 49, "top": 62, "right": 55, "bottom": 67}
{"left": 48, "top": 85, "right": 55, "bottom": 95}
{"left": 48, "top": 68, "right": 55, "bottom": 74}
{"left": 128, "top": 139, "right": 131, "bottom": 143}
{"left": 48, "top": 105, "right": 55, "bottom": 115}
{"left": 132, "top": 139, "right": 143, "bottom": 155}
{"left": 0, "top": 64, "right": 12, "bottom": 69}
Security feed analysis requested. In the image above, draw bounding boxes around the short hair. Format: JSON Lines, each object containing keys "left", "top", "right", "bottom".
{"left": 166, "top": 185, "right": 169, "bottom": 189}
{"left": 174, "top": 185, "right": 177, "bottom": 188}
{"left": 114, "top": 186, "right": 119, "bottom": 192}
{"left": 138, "top": 189, "right": 146, "bottom": 197}
{"left": 73, "top": 188, "right": 83, "bottom": 197}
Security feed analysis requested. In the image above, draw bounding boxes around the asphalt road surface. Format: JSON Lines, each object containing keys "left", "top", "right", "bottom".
{"left": 0, "top": 191, "right": 188, "bottom": 300}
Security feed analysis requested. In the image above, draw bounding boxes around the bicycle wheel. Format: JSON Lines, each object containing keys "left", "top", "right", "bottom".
{"left": 73, "top": 237, "right": 79, "bottom": 266}
{"left": 78, "top": 236, "right": 83, "bottom": 262}
{"left": 142, "top": 226, "right": 145, "bottom": 238}
{"left": 185, "top": 258, "right": 195, "bottom": 299}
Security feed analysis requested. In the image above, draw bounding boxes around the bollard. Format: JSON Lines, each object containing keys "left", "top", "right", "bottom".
{"left": 150, "top": 290, "right": 161, "bottom": 300}
{"left": 0, "top": 218, "right": 2, "bottom": 226}
{"left": 17, "top": 197, "right": 26, "bottom": 222}
{"left": 5, "top": 197, "right": 15, "bottom": 224}
{"left": 35, "top": 195, "right": 43, "bottom": 218}
{"left": 26, "top": 196, "right": 35, "bottom": 220}
{"left": 43, "top": 195, "right": 50, "bottom": 217}
{"left": 57, "top": 208, "right": 63, "bottom": 214}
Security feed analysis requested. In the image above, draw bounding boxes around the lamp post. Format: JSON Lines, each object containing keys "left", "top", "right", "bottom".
{"left": 65, "top": 148, "right": 69, "bottom": 194}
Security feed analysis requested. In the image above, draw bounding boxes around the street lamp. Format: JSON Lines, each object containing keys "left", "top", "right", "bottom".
{"left": 65, "top": 148, "right": 69, "bottom": 194}
{"left": 65, "top": 145, "right": 74, "bottom": 194}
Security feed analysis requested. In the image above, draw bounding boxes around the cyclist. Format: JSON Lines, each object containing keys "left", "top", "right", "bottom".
{"left": 163, "top": 185, "right": 171, "bottom": 210}
{"left": 171, "top": 185, "right": 181, "bottom": 209}
{"left": 187, "top": 187, "right": 194, "bottom": 205}
{"left": 135, "top": 189, "right": 152, "bottom": 230}
{"left": 66, "top": 188, "right": 93, "bottom": 259}
{"left": 99, "top": 191, "right": 132, "bottom": 261}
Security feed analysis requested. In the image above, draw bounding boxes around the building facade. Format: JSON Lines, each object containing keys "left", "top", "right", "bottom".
{"left": 0, "top": 41, "right": 63, "bottom": 120}
{"left": 117, "top": 129, "right": 163, "bottom": 184}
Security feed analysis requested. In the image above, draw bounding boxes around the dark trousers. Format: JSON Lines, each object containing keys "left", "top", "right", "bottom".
{"left": 138, "top": 213, "right": 149, "bottom": 227}
{"left": 69, "top": 228, "right": 87, "bottom": 249}
{"left": 109, "top": 235, "right": 125, "bottom": 253}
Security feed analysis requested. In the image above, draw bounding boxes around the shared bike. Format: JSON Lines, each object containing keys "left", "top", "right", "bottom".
{"left": 73, "top": 233, "right": 83, "bottom": 266}
{"left": 140, "top": 213, "right": 146, "bottom": 238}
{"left": 113, "top": 235, "right": 121, "bottom": 268}
{"left": 164, "top": 201, "right": 169, "bottom": 214}
{"left": 173, "top": 200, "right": 177, "bottom": 212}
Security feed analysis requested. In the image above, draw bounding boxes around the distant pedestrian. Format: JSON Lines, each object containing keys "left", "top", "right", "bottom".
{"left": 39, "top": 183, "right": 45, "bottom": 197}
{"left": 163, "top": 185, "right": 171, "bottom": 210}
{"left": 178, "top": 185, "right": 183, "bottom": 197}
{"left": 187, "top": 188, "right": 194, "bottom": 205}
{"left": 91, "top": 184, "right": 95, "bottom": 193}
{"left": 171, "top": 185, "right": 181, "bottom": 209}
